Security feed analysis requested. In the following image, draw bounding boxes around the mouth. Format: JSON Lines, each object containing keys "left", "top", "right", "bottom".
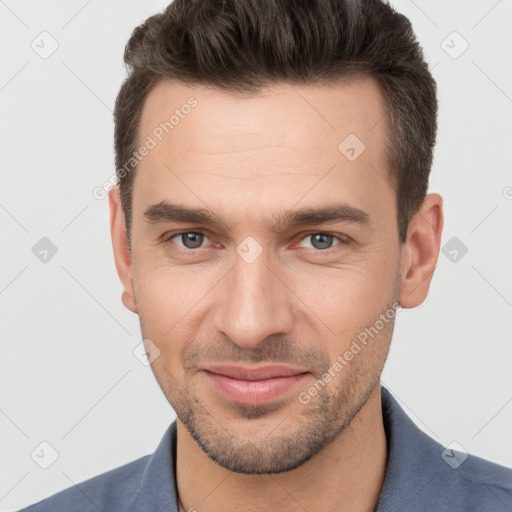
{"left": 201, "top": 364, "right": 310, "bottom": 406}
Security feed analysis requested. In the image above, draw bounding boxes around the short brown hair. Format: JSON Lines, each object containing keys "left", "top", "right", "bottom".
{"left": 114, "top": 0, "right": 437, "bottom": 244}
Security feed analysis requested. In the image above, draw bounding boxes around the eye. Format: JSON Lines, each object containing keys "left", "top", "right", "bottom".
{"left": 297, "top": 233, "right": 344, "bottom": 250}
{"left": 168, "top": 231, "right": 210, "bottom": 250}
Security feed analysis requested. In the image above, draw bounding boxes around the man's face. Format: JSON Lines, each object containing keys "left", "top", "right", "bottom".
{"left": 126, "top": 78, "right": 402, "bottom": 473}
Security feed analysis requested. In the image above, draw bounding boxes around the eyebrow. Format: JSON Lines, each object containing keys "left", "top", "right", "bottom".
{"left": 270, "top": 204, "right": 370, "bottom": 231}
{"left": 143, "top": 201, "right": 370, "bottom": 231}
{"left": 144, "top": 202, "right": 229, "bottom": 229}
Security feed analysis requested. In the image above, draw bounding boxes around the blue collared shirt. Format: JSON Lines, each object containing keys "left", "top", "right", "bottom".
{"left": 18, "top": 386, "right": 512, "bottom": 511}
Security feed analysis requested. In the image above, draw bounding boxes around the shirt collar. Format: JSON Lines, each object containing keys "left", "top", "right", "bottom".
{"left": 376, "top": 385, "right": 448, "bottom": 511}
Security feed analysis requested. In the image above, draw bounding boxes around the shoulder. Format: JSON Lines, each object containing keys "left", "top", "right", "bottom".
{"left": 17, "top": 454, "right": 151, "bottom": 512}
{"left": 379, "top": 386, "right": 512, "bottom": 511}
{"left": 17, "top": 423, "right": 178, "bottom": 512}
{"left": 413, "top": 410, "right": 512, "bottom": 508}
{"left": 452, "top": 450, "right": 512, "bottom": 509}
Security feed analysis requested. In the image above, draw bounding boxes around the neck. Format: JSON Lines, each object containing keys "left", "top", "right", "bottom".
{"left": 176, "top": 383, "right": 387, "bottom": 512}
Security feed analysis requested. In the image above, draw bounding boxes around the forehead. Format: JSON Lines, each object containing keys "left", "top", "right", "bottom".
{"left": 133, "top": 77, "right": 392, "bottom": 231}
{"left": 139, "top": 77, "right": 387, "bottom": 155}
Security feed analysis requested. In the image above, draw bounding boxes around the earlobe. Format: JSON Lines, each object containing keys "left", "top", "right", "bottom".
{"left": 108, "top": 186, "right": 138, "bottom": 314}
{"left": 398, "top": 193, "right": 444, "bottom": 309}
{"left": 121, "top": 289, "right": 137, "bottom": 314}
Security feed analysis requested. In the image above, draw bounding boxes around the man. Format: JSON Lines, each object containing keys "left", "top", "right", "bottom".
{"left": 19, "top": 0, "right": 512, "bottom": 511}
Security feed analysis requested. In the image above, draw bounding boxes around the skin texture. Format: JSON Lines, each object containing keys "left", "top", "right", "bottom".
{"left": 109, "top": 78, "right": 443, "bottom": 512}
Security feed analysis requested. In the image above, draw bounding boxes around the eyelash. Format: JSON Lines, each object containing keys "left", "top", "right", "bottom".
{"left": 162, "top": 230, "right": 348, "bottom": 254}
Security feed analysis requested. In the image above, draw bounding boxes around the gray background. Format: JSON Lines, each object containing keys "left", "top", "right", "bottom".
{"left": 1, "top": 1, "right": 511, "bottom": 510}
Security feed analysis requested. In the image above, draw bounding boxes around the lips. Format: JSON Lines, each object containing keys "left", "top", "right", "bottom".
{"left": 204, "top": 364, "right": 307, "bottom": 380}
{"left": 201, "top": 364, "right": 310, "bottom": 405}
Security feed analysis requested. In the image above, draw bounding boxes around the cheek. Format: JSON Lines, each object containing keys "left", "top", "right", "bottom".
{"left": 287, "top": 244, "right": 399, "bottom": 344}
{"left": 134, "top": 266, "right": 174, "bottom": 333}
{"left": 132, "top": 258, "right": 219, "bottom": 340}
{"left": 133, "top": 268, "right": 191, "bottom": 382}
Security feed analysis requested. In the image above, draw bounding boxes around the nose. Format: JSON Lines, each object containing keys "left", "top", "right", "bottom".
{"left": 213, "top": 250, "right": 295, "bottom": 349}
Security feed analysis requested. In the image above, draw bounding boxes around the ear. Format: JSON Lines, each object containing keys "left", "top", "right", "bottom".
{"left": 108, "top": 186, "right": 138, "bottom": 314}
{"left": 398, "top": 193, "right": 444, "bottom": 309}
